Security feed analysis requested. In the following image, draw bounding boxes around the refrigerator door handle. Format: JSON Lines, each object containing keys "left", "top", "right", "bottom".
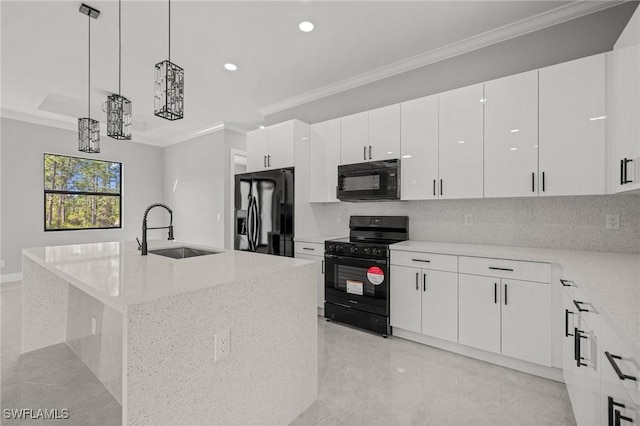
{"left": 251, "top": 196, "right": 259, "bottom": 250}
{"left": 246, "top": 196, "right": 254, "bottom": 251}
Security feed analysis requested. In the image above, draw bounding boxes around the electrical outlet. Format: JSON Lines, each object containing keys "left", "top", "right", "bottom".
{"left": 606, "top": 215, "right": 620, "bottom": 230}
{"left": 214, "top": 329, "right": 230, "bottom": 362}
{"left": 336, "top": 214, "right": 343, "bottom": 223}
{"left": 464, "top": 214, "right": 473, "bottom": 226}
{"left": 91, "top": 317, "right": 97, "bottom": 335}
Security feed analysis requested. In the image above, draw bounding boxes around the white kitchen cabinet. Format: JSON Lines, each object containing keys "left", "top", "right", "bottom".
{"left": 421, "top": 269, "right": 458, "bottom": 342}
{"left": 309, "top": 119, "right": 341, "bottom": 203}
{"left": 340, "top": 111, "right": 369, "bottom": 165}
{"left": 246, "top": 120, "right": 307, "bottom": 172}
{"left": 246, "top": 128, "right": 269, "bottom": 172}
{"left": 612, "top": 44, "right": 640, "bottom": 193}
{"left": 400, "top": 95, "right": 439, "bottom": 200}
{"left": 295, "top": 241, "right": 325, "bottom": 310}
{"left": 539, "top": 54, "right": 606, "bottom": 196}
{"left": 439, "top": 83, "right": 484, "bottom": 199}
{"left": 501, "top": 279, "right": 551, "bottom": 366}
{"left": 369, "top": 104, "right": 401, "bottom": 160}
{"left": 390, "top": 265, "right": 422, "bottom": 334}
{"left": 458, "top": 274, "right": 501, "bottom": 354}
{"left": 484, "top": 70, "right": 539, "bottom": 198}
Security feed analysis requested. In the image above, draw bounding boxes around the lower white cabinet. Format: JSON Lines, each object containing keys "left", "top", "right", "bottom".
{"left": 295, "top": 242, "right": 325, "bottom": 310}
{"left": 459, "top": 273, "right": 551, "bottom": 366}
{"left": 390, "top": 265, "right": 458, "bottom": 343}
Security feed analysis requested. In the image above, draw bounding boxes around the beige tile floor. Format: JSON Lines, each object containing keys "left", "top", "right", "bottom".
{"left": 1, "top": 284, "right": 576, "bottom": 425}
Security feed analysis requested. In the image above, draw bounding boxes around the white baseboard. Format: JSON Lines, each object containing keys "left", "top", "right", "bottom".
{"left": 1, "top": 273, "right": 22, "bottom": 285}
{"left": 393, "top": 328, "right": 564, "bottom": 383}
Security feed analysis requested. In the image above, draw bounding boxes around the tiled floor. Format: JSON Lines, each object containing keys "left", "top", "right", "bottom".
{"left": 1, "top": 284, "right": 576, "bottom": 425}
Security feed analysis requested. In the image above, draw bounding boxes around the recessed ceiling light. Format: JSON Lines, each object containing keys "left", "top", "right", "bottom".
{"left": 224, "top": 63, "right": 237, "bottom": 71}
{"left": 299, "top": 21, "right": 314, "bottom": 32}
{"left": 510, "top": 147, "right": 518, "bottom": 151}
{"left": 458, "top": 140, "right": 465, "bottom": 144}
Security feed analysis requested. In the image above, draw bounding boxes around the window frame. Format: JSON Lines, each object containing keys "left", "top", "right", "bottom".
{"left": 43, "top": 152, "right": 123, "bottom": 232}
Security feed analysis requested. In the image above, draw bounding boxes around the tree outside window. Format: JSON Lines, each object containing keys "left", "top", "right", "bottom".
{"left": 44, "top": 153, "right": 122, "bottom": 231}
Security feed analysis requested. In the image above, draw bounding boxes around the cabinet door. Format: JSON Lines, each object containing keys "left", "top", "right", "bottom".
{"left": 295, "top": 253, "right": 325, "bottom": 309}
{"left": 501, "top": 279, "right": 551, "bottom": 366}
{"left": 400, "top": 95, "right": 439, "bottom": 200}
{"left": 340, "top": 111, "right": 369, "bottom": 165}
{"left": 369, "top": 104, "right": 400, "bottom": 160}
{"left": 613, "top": 45, "right": 640, "bottom": 193}
{"left": 439, "top": 83, "right": 484, "bottom": 199}
{"left": 390, "top": 265, "right": 422, "bottom": 334}
{"left": 310, "top": 119, "right": 341, "bottom": 203}
{"left": 267, "top": 121, "right": 295, "bottom": 170}
{"left": 246, "top": 128, "right": 269, "bottom": 172}
{"left": 484, "top": 71, "right": 539, "bottom": 198}
{"left": 571, "top": 321, "right": 603, "bottom": 426}
{"left": 458, "top": 274, "right": 500, "bottom": 353}
{"left": 421, "top": 270, "right": 458, "bottom": 343}
{"left": 539, "top": 54, "right": 606, "bottom": 196}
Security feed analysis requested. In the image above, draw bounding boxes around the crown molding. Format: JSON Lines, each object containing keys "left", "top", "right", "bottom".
{"left": 258, "top": 0, "right": 624, "bottom": 116}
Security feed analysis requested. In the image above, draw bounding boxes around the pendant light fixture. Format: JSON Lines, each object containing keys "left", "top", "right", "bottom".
{"left": 106, "top": 0, "right": 132, "bottom": 140}
{"left": 78, "top": 3, "right": 100, "bottom": 153}
{"left": 154, "top": 0, "right": 184, "bottom": 121}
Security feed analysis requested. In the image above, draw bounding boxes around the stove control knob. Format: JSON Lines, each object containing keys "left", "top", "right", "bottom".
{"left": 363, "top": 247, "right": 371, "bottom": 255}
{"left": 336, "top": 245, "right": 343, "bottom": 252}
{"left": 327, "top": 244, "right": 335, "bottom": 252}
{"left": 372, "top": 248, "right": 381, "bottom": 256}
{"left": 350, "top": 246, "right": 358, "bottom": 254}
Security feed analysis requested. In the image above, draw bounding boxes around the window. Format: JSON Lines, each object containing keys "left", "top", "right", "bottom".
{"left": 44, "top": 153, "right": 122, "bottom": 231}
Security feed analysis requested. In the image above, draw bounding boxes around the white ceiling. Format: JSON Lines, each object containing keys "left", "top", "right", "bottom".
{"left": 0, "top": 1, "right": 623, "bottom": 146}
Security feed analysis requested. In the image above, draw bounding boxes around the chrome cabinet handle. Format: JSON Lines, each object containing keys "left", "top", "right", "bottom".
{"left": 605, "top": 352, "right": 638, "bottom": 381}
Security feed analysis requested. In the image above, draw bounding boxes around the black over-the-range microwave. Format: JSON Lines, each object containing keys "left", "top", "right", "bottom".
{"left": 336, "top": 159, "right": 400, "bottom": 202}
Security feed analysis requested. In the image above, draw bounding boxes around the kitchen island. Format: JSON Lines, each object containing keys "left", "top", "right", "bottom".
{"left": 21, "top": 241, "right": 318, "bottom": 425}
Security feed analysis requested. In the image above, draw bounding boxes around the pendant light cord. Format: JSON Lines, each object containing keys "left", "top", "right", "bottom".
{"left": 88, "top": 13, "right": 91, "bottom": 119}
{"left": 168, "top": 0, "right": 171, "bottom": 63}
{"left": 118, "top": 0, "right": 121, "bottom": 95}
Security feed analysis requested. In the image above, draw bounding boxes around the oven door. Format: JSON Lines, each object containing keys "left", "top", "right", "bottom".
{"left": 324, "top": 254, "right": 389, "bottom": 316}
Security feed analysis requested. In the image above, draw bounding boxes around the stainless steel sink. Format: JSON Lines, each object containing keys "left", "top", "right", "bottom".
{"left": 148, "top": 246, "right": 221, "bottom": 259}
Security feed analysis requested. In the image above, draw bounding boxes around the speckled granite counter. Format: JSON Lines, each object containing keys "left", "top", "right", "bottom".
{"left": 391, "top": 241, "right": 640, "bottom": 356}
{"left": 22, "top": 241, "right": 318, "bottom": 425}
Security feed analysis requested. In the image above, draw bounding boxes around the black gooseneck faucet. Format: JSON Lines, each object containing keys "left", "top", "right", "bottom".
{"left": 140, "top": 203, "right": 174, "bottom": 255}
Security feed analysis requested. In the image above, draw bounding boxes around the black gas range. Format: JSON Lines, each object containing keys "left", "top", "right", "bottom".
{"left": 324, "top": 216, "right": 409, "bottom": 336}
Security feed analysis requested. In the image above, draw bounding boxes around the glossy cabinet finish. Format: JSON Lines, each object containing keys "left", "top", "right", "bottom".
{"left": 400, "top": 95, "right": 439, "bottom": 200}
{"left": 390, "top": 265, "right": 422, "bottom": 334}
{"left": 267, "top": 121, "right": 296, "bottom": 170}
{"left": 309, "top": 119, "right": 341, "bottom": 203}
{"left": 340, "top": 111, "right": 369, "bottom": 165}
{"left": 246, "top": 128, "right": 269, "bottom": 173}
{"left": 421, "top": 269, "right": 458, "bottom": 343}
{"left": 539, "top": 54, "right": 606, "bottom": 196}
{"left": 369, "top": 104, "right": 401, "bottom": 161}
{"left": 484, "top": 70, "right": 539, "bottom": 198}
{"left": 295, "top": 241, "right": 325, "bottom": 309}
{"left": 612, "top": 44, "right": 640, "bottom": 193}
{"left": 439, "top": 83, "right": 484, "bottom": 199}
{"left": 458, "top": 274, "right": 501, "bottom": 353}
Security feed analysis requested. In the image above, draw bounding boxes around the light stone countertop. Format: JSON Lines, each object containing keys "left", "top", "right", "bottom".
{"left": 391, "top": 240, "right": 640, "bottom": 353}
{"left": 23, "top": 240, "right": 313, "bottom": 314}
{"left": 294, "top": 235, "right": 346, "bottom": 244}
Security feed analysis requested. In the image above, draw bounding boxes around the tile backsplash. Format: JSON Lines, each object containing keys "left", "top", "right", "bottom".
{"left": 309, "top": 194, "right": 640, "bottom": 253}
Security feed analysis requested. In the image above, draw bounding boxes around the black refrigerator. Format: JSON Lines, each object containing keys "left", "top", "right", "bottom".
{"left": 234, "top": 167, "right": 294, "bottom": 257}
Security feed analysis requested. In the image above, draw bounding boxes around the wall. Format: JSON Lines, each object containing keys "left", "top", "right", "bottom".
{"left": 615, "top": 5, "right": 640, "bottom": 49}
{"left": 310, "top": 194, "right": 640, "bottom": 254}
{"left": 0, "top": 118, "right": 164, "bottom": 279}
{"left": 163, "top": 129, "right": 245, "bottom": 250}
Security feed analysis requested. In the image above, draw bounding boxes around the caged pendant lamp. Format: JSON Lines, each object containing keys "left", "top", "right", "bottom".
{"left": 78, "top": 3, "right": 100, "bottom": 153}
{"left": 154, "top": 0, "right": 184, "bottom": 121}
{"left": 106, "top": 0, "right": 132, "bottom": 140}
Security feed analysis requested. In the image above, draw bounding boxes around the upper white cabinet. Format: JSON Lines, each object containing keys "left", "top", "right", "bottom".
{"left": 368, "top": 104, "right": 401, "bottom": 161}
{"left": 539, "top": 54, "right": 606, "bottom": 196}
{"left": 340, "top": 111, "right": 369, "bottom": 165}
{"left": 439, "top": 83, "right": 484, "bottom": 199}
{"left": 309, "top": 118, "right": 341, "bottom": 203}
{"left": 612, "top": 44, "right": 640, "bottom": 193}
{"left": 400, "top": 95, "right": 439, "bottom": 200}
{"left": 484, "top": 70, "right": 539, "bottom": 198}
{"left": 246, "top": 120, "right": 307, "bottom": 172}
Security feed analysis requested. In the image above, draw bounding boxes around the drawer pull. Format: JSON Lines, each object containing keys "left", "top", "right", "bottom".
{"left": 302, "top": 247, "right": 315, "bottom": 251}
{"left": 412, "top": 259, "right": 431, "bottom": 263}
{"left": 605, "top": 352, "right": 638, "bottom": 382}
{"left": 489, "top": 267, "right": 514, "bottom": 272}
{"left": 560, "top": 279, "right": 574, "bottom": 287}
{"left": 573, "top": 300, "right": 591, "bottom": 313}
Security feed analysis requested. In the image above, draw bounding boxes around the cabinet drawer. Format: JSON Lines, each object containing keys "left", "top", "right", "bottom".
{"left": 459, "top": 256, "right": 550, "bottom": 283}
{"left": 295, "top": 242, "right": 324, "bottom": 256}
{"left": 600, "top": 319, "right": 640, "bottom": 406}
{"left": 391, "top": 250, "right": 458, "bottom": 272}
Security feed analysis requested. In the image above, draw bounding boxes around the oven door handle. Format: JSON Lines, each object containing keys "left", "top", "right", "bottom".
{"left": 324, "top": 254, "right": 388, "bottom": 265}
